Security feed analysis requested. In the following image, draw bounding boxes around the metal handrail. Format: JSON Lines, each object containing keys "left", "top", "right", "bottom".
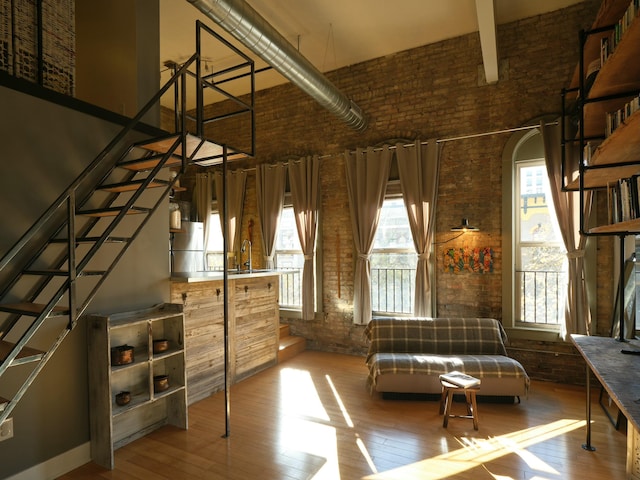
{"left": 0, "top": 54, "right": 197, "bottom": 275}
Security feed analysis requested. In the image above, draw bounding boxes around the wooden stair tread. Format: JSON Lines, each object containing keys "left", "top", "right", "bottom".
{"left": 278, "top": 325, "right": 306, "bottom": 363}
{"left": 23, "top": 269, "right": 105, "bottom": 276}
{"left": 99, "top": 179, "right": 169, "bottom": 193}
{"left": 140, "top": 134, "right": 249, "bottom": 166}
{"left": 51, "top": 236, "right": 130, "bottom": 244}
{"left": 0, "top": 340, "right": 45, "bottom": 362}
{"left": 119, "top": 155, "right": 182, "bottom": 171}
{"left": 279, "top": 335, "right": 306, "bottom": 349}
{"left": 0, "top": 303, "right": 68, "bottom": 316}
{"left": 79, "top": 206, "right": 149, "bottom": 217}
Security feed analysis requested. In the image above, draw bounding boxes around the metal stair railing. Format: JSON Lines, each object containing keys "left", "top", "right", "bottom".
{"left": 0, "top": 56, "right": 196, "bottom": 423}
{"left": 0, "top": 20, "right": 256, "bottom": 425}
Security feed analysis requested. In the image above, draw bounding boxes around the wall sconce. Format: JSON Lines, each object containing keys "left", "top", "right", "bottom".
{"left": 450, "top": 218, "right": 479, "bottom": 232}
{"left": 435, "top": 218, "right": 479, "bottom": 245}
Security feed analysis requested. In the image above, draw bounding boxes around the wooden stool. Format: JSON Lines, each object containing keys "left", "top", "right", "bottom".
{"left": 439, "top": 380, "right": 479, "bottom": 430}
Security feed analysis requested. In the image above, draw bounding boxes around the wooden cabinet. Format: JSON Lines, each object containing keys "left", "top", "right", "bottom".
{"left": 170, "top": 273, "right": 279, "bottom": 404}
{"left": 87, "top": 303, "right": 187, "bottom": 469}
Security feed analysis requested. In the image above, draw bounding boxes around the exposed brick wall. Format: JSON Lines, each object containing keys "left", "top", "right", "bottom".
{"left": 177, "top": 1, "right": 616, "bottom": 383}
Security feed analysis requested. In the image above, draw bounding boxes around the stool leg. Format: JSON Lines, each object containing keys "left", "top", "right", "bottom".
{"left": 439, "top": 387, "right": 447, "bottom": 415}
{"left": 465, "top": 391, "right": 472, "bottom": 416}
{"left": 470, "top": 391, "right": 478, "bottom": 430}
{"left": 443, "top": 389, "right": 453, "bottom": 428}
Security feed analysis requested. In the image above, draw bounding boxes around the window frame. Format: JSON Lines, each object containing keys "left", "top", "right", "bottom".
{"left": 370, "top": 183, "right": 418, "bottom": 316}
{"left": 514, "top": 159, "right": 566, "bottom": 331}
{"left": 275, "top": 198, "right": 323, "bottom": 320}
{"left": 501, "top": 127, "right": 563, "bottom": 342}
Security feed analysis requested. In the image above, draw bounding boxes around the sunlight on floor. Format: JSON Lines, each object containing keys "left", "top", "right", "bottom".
{"left": 279, "top": 367, "right": 587, "bottom": 480}
{"left": 362, "top": 419, "right": 586, "bottom": 480}
{"left": 278, "top": 368, "right": 338, "bottom": 479}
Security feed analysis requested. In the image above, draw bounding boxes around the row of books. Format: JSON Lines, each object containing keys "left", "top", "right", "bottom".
{"left": 607, "top": 175, "right": 640, "bottom": 224}
{"left": 605, "top": 94, "right": 640, "bottom": 138}
{"left": 600, "top": 0, "right": 640, "bottom": 66}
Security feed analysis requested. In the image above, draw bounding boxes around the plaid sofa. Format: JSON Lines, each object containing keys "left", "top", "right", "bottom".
{"left": 364, "top": 317, "right": 530, "bottom": 398}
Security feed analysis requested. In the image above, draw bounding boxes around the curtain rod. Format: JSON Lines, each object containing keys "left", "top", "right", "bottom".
{"left": 218, "top": 120, "right": 559, "bottom": 167}
{"left": 316, "top": 120, "right": 558, "bottom": 159}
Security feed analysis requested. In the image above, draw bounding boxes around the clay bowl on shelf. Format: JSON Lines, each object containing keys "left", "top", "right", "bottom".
{"left": 153, "top": 339, "right": 170, "bottom": 354}
{"left": 110, "top": 345, "right": 134, "bottom": 366}
{"left": 153, "top": 375, "right": 170, "bottom": 393}
{"left": 115, "top": 391, "right": 131, "bottom": 406}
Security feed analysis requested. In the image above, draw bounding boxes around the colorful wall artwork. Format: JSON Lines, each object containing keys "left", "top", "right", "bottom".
{"left": 443, "top": 247, "right": 494, "bottom": 274}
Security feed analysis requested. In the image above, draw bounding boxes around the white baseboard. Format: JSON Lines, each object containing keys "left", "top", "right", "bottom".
{"left": 7, "top": 442, "right": 91, "bottom": 480}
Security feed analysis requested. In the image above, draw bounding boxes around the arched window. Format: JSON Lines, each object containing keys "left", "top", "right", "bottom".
{"left": 502, "top": 128, "right": 565, "bottom": 337}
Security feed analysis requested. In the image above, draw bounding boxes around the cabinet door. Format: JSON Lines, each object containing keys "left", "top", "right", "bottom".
{"left": 172, "top": 282, "right": 226, "bottom": 404}
{"left": 233, "top": 277, "right": 278, "bottom": 380}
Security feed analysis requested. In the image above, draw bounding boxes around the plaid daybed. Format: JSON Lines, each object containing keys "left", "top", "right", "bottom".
{"left": 364, "top": 317, "right": 530, "bottom": 395}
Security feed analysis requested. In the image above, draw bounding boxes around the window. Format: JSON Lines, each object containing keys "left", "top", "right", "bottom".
{"left": 206, "top": 212, "right": 224, "bottom": 270}
{"left": 514, "top": 160, "right": 566, "bottom": 327}
{"left": 370, "top": 197, "right": 417, "bottom": 314}
{"left": 274, "top": 207, "right": 304, "bottom": 309}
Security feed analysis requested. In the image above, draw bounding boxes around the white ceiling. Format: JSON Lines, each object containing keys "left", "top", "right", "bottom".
{"left": 159, "top": 0, "right": 583, "bottom": 98}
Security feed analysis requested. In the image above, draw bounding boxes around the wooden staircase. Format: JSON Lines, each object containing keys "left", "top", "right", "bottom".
{"left": 278, "top": 324, "right": 306, "bottom": 363}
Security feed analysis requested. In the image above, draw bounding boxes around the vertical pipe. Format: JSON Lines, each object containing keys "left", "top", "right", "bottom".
{"left": 222, "top": 145, "right": 230, "bottom": 438}
{"left": 37, "top": 0, "right": 43, "bottom": 86}
{"left": 582, "top": 363, "right": 595, "bottom": 451}
{"left": 196, "top": 23, "right": 203, "bottom": 138}
{"left": 619, "top": 235, "right": 625, "bottom": 341}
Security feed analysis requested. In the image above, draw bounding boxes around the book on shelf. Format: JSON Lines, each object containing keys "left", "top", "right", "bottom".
{"left": 599, "top": 0, "right": 640, "bottom": 64}
{"left": 607, "top": 175, "right": 640, "bottom": 224}
{"left": 439, "top": 371, "right": 481, "bottom": 388}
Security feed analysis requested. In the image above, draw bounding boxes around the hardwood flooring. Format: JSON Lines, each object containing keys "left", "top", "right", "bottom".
{"left": 60, "top": 351, "right": 628, "bottom": 479}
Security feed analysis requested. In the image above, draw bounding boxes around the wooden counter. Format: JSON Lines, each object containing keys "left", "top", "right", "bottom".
{"left": 170, "top": 272, "right": 280, "bottom": 404}
{"left": 571, "top": 334, "right": 640, "bottom": 479}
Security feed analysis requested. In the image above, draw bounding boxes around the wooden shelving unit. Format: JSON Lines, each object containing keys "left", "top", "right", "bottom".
{"left": 568, "top": 0, "right": 640, "bottom": 235}
{"left": 86, "top": 303, "right": 187, "bottom": 470}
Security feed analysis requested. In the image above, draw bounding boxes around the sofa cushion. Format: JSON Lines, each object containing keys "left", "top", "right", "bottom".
{"left": 365, "top": 317, "right": 509, "bottom": 359}
{"left": 366, "top": 352, "right": 529, "bottom": 392}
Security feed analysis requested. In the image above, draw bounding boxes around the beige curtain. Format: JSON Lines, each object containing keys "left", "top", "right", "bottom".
{"left": 289, "top": 156, "right": 320, "bottom": 321}
{"left": 193, "top": 172, "right": 213, "bottom": 257}
{"left": 214, "top": 170, "right": 247, "bottom": 268}
{"left": 345, "top": 146, "right": 392, "bottom": 325}
{"left": 256, "top": 163, "right": 287, "bottom": 269}
{"left": 396, "top": 139, "right": 440, "bottom": 317}
{"left": 540, "top": 119, "right": 593, "bottom": 339}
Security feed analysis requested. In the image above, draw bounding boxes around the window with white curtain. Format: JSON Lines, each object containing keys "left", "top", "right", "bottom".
{"left": 206, "top": 212, "right": 224, "bottom": 271}
{"left": 370, "top": 197, "right": 417, "bottom": 314}
{"left": 274, "top": 206, "right": 304, "bottom": 309}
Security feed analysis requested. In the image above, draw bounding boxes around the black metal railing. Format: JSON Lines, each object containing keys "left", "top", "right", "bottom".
{"left": 371, "top": 267, "right": 415, "bottom": 314}
{"left": 516, "top": 269, "right": 567, "bottom": 325}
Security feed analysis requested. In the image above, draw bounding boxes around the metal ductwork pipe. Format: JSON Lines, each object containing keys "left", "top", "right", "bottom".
{"left": 186, "top": 0, "right": 368, "bottom": 131}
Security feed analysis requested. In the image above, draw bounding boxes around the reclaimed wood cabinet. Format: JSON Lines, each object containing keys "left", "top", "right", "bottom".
{"left": 170, "top": 273, "right": 279, "bottom": 404}
{"left": 86, "top": 303, "right": 187, "bottom": 469}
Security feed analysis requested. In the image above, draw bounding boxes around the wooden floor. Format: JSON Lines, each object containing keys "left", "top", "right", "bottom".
{"left": 60, "top": 351, "right": 628, "bottom": 480}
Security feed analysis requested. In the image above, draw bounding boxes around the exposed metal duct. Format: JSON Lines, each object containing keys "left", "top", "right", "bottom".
{"left": 186, "top": 0, "right": 368, "bottom": 131}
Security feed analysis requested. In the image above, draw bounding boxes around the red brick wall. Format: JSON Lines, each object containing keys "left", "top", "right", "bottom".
{"left": 177, "top": 1, "right": 613, "bottom": 384}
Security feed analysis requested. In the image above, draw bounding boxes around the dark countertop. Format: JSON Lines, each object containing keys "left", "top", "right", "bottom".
{"left": 571, "top": 334, "right": 640, "bottom": 432}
